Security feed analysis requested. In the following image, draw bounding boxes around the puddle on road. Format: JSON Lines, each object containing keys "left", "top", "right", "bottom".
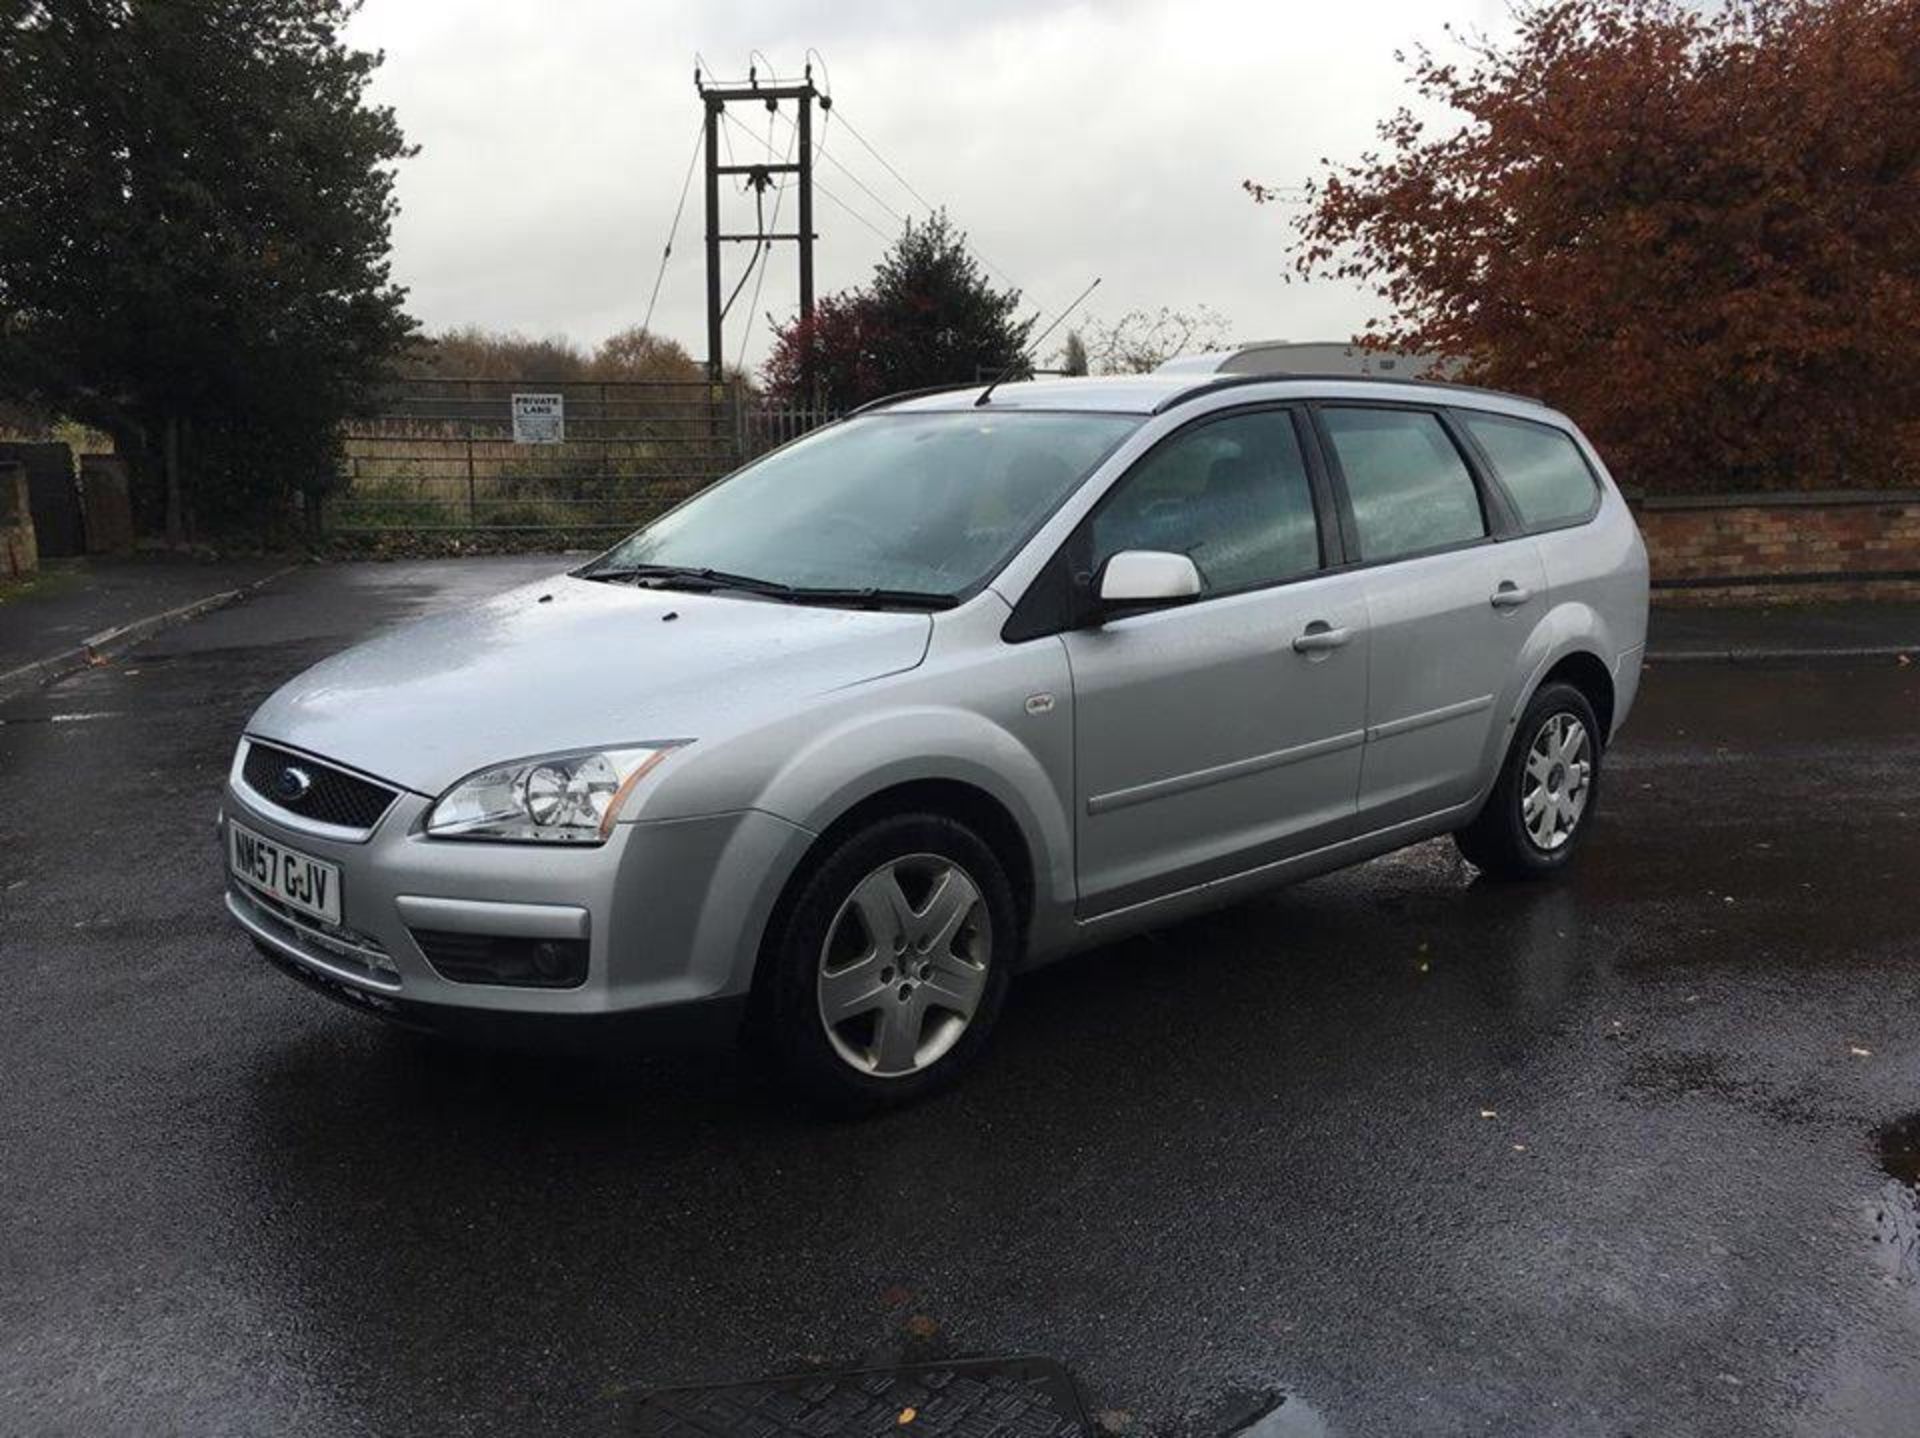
{"left": 1880, "top": 1115, "right": 1920, "bottom": 1187}
{"left": 1210, "top": 1389, "right": 1335, "bottom": 1438}
{"left": 0, "top": 710, "right": 124, "bottom": 726}
{"left": 1869, "top": 1114, "right": 1920, "bottom": 1288}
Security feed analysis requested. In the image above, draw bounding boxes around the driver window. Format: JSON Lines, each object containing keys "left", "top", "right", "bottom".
{"left": 1089, "top": 409, "right": 1322, "bottom": 593}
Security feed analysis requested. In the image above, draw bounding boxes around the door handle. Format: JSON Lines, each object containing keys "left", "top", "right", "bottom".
{"left": 1292, "top": 622, "right": 1352, "bottom": 654}
{"left": 1490, "top": 581, "right": 1533, "bottom": 610}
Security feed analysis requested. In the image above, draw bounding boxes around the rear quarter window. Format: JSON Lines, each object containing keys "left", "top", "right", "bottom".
{"left": 1458, "top": 412, "right": 1600, "bottom": 530}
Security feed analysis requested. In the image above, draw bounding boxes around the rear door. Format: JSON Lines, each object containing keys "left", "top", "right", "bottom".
{"left": 1058, "top": 406, "right": 1371, "bottom": 915}
{"left": 1312, "top": 404, "right": 1547, "bottom": 829}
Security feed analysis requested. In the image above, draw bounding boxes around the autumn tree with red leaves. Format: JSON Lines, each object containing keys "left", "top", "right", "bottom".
{"left": 761, "top": 213, "right": 1029, "bottom": 411}
{"left": 1258, "top": 0, "right": 1920, "bottom": 493}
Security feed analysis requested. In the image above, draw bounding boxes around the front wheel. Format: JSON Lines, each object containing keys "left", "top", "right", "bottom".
{"left": 752, "top": 813, "right": 1016, "bottom": 1113}
{"left": 1454, "top": 682, "right": 1603, "bottom": 881}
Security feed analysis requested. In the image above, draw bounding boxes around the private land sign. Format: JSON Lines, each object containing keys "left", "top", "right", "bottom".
{"left": 511, "top": 392, "right": 565, "bottom": 445}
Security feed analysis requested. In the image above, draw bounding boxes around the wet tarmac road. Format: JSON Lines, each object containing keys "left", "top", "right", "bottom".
{"left": 3, "top": 558, "right": 1918, "bottom": 1437}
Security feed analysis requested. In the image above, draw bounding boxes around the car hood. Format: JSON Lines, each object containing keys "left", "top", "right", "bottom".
{"left": 248, "top": 574, "right": 934, "bottom": 795}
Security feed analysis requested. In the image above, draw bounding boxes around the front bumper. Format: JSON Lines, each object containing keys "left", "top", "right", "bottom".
{"left": 242, "top": 927, "right": 749, "bottom": 1052}
{"left": 219, "top": 770, "right": 815, "bottom": 1026}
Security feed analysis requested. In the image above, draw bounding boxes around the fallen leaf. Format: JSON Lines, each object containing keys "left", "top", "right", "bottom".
{"left": 897, "top": 1407, "right": 917, "bottom": 1425}
{"left": 904, "top": 1314, "right": 939, "bottom": 1338}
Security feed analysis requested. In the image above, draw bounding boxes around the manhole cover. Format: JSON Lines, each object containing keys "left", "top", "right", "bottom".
{"left": 628, "top": 1355, "right": 1092, "bottom": 1436}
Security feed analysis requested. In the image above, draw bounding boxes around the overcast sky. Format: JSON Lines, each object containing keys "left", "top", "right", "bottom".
{"left": 343, "top": 0, "right": 1511, "bottom": 372}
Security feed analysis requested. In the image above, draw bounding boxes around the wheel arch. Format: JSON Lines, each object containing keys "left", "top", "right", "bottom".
{"left": 747, "top": 775, "right": 1041, "bottom": 1006}
{"left": 1536, "top": 649, "right": 1615, "bottom": 742}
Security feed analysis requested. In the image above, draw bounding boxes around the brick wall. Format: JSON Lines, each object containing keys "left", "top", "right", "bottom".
{"left": 1632, "top": 492, "right": 1920, "bottom": 604}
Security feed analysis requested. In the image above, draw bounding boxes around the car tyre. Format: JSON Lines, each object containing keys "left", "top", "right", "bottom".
{"left": 1455, "top": 681, "right": 1603, "bottom": 881}
{"left": 752, "top": 812, "right": 1017, "bottom": 1114}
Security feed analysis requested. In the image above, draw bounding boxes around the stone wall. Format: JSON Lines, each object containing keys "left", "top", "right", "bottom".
{"left": 1633, "top": 492, "right": 1920, "bottom": 604}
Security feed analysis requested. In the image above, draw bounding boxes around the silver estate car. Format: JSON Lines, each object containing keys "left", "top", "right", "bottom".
{"left": 221, "top": 373, "right": 1648, "bottom": 1108}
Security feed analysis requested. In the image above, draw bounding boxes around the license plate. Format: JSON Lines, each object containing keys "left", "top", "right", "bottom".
{"left": 230, "top": 821, "right": 342, "bottom": 926}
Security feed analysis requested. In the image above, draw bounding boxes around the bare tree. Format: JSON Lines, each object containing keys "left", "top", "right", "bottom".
{"left": 1080, "top": 306, "right": 1231, "bottom": 375}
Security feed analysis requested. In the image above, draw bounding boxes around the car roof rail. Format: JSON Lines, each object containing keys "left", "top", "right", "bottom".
{"left": 1150, "top": 371, "right": 1549, "bottom": 415}
{"left": 844, "top": 383, "right": 982, "bottom": 417}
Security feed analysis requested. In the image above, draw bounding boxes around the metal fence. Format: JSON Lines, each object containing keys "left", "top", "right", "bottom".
{"left": 736, "top": 402, "right": 838, "bottom": 463}
{"left": 327, "top": 378, "right": 839, "bottom": 535}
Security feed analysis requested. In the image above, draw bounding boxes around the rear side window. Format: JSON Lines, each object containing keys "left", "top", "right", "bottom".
{"left": 1090, "top": 409, "right": 1322, "bottom": 592}
{"left": 1319, "top": 407, "right": 1487, "bottom": 562}
{"left": 1458, "top": 412, "right": 1599, "bottom": 529}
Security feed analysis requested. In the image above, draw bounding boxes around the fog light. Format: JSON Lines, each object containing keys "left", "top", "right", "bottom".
{"left": 410, "top": 930, "right": 589, "bottom": 989}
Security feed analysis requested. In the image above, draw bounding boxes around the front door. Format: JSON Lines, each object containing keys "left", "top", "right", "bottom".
{"left": 1060, "top": 407, "right": 1371, "bottom": 916}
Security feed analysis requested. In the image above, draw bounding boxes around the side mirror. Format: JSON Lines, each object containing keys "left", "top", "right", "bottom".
{"left": 1097, "top": 550, "right": 1203, "bottom": 607}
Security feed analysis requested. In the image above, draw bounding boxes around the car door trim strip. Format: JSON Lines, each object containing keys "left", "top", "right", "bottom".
{"left": 1086, "top": 728, "right": 1367, "bottom": 815}
{"left": 1366, "top": 693, "right": 1494, "bottom": 743}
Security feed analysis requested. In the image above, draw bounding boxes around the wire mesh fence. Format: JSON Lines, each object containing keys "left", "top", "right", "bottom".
{"left": 326, "top": 379, "right": 838, "bottom": 536}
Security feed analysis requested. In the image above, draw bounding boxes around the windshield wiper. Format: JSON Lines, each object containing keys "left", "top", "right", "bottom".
{"left": 580, "top": 565, "right": 956, "bottom": 610}
{"left": 579, "top": 564, "right": 798, "bottom": 598}
{"left": 781, "top": 586, "right": 958, "bottom": 611}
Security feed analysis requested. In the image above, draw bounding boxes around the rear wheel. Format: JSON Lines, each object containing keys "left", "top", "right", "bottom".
{"left": 753, "top": 813, "right": 1016, "bottom": 1113}
{"left": 1454, "top": 681, "right": 1602, "bottom": 881}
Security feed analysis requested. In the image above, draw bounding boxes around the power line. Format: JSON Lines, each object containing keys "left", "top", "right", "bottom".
{"left": 720, "top": 110, "right": 893, "bottom": 244}
{"left": 767, "top": 106, "right": 908, "bottom": 229}
{"left": 805, "top": 48, "right": 832, "bottom": 99}
{"left": 695, "top": 52, "right": 755, "bottom": 194}
{"left": 736, "top": 100, "right": 822, "bottom": 374}
{"left": 720, "top": 185, "right": 768, "bottom": 324}
{"left": 830, "top": 106, "right": 942, "bottom": 215}
{"left": 729, "top": 118, "right": 800, "bottom": 369}
{"left": 642, "top": 117, "right": 706, "bottom": 335}
{"left": 823, "top": 101, "right": 1030, "bottom": 300}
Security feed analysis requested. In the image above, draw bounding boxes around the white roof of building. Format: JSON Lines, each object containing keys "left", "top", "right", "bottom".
{"left": 1156, "top": 340, "right": 1447, "bottom": 377}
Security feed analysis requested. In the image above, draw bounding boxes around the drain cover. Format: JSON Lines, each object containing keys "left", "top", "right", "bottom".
{"left": 628, "top": 1356, "right": 1092, "bottom": 1436}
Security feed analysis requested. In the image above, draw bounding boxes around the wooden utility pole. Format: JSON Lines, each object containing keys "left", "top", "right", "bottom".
{"left": 697, "top": 64, "right": 823, "bottom": 393}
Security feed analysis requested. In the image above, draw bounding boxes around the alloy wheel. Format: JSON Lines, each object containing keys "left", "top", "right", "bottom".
{"left": 1521, "top": 712, "right": 1592, "bottom": 852}
{"left": 816, "top": 854, "right": 993, "bottom": 1077}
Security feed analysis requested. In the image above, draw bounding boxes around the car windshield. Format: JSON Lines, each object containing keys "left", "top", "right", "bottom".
{"left": 583, "top": 410, "right": 1139, "bottom": 601}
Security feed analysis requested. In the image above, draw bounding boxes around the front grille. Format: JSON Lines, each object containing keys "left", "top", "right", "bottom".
{"left": 242, "top": 740, "right": 398, "bottom": 832}
{"left": 230, "top": 880, "right": 401, "bottom": 986}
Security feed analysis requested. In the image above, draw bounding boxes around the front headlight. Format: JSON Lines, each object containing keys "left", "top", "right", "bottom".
{"left": 425, "top": 743, "right": 688, "bottom": 843}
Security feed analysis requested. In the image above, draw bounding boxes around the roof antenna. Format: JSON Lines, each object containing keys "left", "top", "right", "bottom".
{"left": 976, "top": 276, "right": 1101, "bottom": 407}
